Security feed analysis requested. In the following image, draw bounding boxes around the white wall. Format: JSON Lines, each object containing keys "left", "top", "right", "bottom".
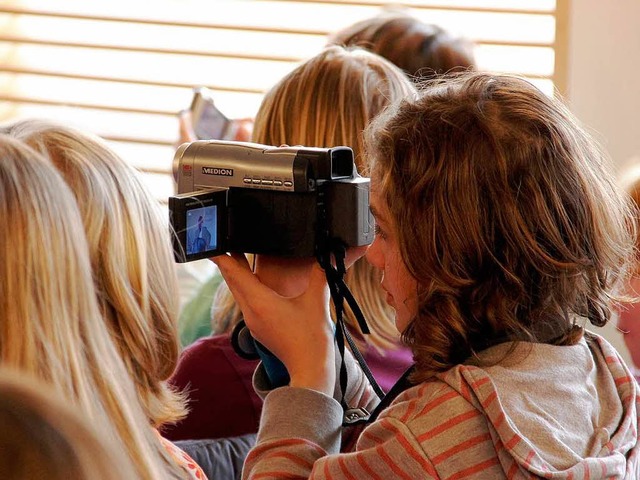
{"left": 567, "top": 0, "right": 640, "bottom": 364}
{"left": 567, "top": 0, "right": 640, "bottom": 172}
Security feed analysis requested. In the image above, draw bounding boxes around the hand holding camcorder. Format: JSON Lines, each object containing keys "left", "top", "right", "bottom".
{"left": 169, "top": 140, "right": 374, "bottom": 262}
{"left": 172, "top": 140, "right": 383, "bottom": 409}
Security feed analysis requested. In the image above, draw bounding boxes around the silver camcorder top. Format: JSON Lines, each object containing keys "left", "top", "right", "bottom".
{"left": 173, "top": 140, "right": 355, "bottom": 195}
{"left": 169, "top": 140, "right": 373, "bottom": 260}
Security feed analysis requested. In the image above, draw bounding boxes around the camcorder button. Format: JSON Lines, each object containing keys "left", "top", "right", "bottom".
{"left": 284, "top": 181, "right": 293, "bottom": 187}
{"left": 243, "top": 177, "right": 252, "bottom": 184}
{"left": 252, "top": 178, "right": 261, "bottom": 184}
{"left": 261, "top": 179, "right": 274, "bottom": 185}
{"left": 273, "top": 180, "right": 283, "bottom": 186}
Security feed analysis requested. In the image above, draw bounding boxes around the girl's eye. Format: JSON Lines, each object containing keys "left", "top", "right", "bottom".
{"left": 374, "top": 224, "right": 387, "bottom": 239}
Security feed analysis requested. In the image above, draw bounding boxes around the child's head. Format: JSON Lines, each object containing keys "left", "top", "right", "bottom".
{"left": 216, "top": 46, "right": 416, "bottom": 352}
{"left": 365, "top": 72, "right": 635, "bottom": 380}
{"left": 328, "top": 12, "right": 476, "bottom": 81}
{"left": 616, "top": 166, "right": 640, "bottom": 369}
{"left": 2, "top": 119, "right": 184, "bottom": 427}
{"left": 253, "top": 45, "right": 415, "bottom": 175}
{"left": 0, "top": 134, "right": 179, "bottom": 478}
{"left": 0, "top": 368, "right": 138, "bottom": 480}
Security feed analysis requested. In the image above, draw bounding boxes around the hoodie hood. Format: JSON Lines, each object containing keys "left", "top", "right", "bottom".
{"left": 454, "top": 332, "right": 639, "bottom": 478}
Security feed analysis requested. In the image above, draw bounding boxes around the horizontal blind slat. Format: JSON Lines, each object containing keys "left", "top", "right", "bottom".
{"left": 259, "top": 0, "right": 553, "bottom": 15}
{"left": 0, "top": 34, "right": 300, "bottom": 62}
{"left": 101, "top": 135, "right": 174, "bottom": 147}
{"left": 0, "top": 6, "right": 330, "bottom": 34}
{"left": 0, "top": 94, "right": 175, "bottom": 116}
{"left": 0, "top": 34, "right": 557, "bottom": 51}
{"left": 0, "top": 3, "right": 554, "bottom": 32}
{"left": 0, "top": 65, "right": 265, "bottom": 94}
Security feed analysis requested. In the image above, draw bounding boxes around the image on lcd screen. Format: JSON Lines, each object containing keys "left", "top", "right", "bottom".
{"left": 186, "top": 206, "right": 217, "bottom": 255}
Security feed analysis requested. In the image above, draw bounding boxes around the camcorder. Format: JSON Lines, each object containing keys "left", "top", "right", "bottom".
{"left": 169, "top": 140, "right": 374, "bottom": 262}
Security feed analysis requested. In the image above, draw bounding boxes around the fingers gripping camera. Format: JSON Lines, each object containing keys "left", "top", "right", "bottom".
{"left": 169, "top": 140, "right": 374, "bottom": 262}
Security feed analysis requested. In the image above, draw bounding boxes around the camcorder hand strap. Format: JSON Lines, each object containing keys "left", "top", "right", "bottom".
{"left": 318, "top": 245, "right": 385, "bottom": 427}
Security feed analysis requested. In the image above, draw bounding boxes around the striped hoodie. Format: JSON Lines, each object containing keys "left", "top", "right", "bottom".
{"left": 243, "top": 332, "right": 639, "bottom": 479}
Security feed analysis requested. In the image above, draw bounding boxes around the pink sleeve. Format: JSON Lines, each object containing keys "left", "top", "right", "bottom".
{"left": 157, "top": 432, "right": 208, "bottom": 479}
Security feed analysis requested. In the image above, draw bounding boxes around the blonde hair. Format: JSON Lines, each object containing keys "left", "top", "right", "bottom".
{"left": 215, "top": 46, "right": 416, "bottom": 352}
{"left": 0, "top": 368, "right": 139, "bottom": 480}
{"left": 365, "top": 73, "right": 635, "bottom": 382}
{"left": 0, "top": 134, "right": 184, "bottom": 478}
{"left": 3, "top": 119, "right": 186, "bottom": 428}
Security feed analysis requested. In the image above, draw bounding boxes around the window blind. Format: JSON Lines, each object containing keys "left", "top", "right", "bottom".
{"left": 0, "top": 0, "right": 569, "bottom": 201}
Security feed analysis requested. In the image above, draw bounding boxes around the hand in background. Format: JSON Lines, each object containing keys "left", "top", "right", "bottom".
{"left": 230, "top": 118, "right": 254, "bottom": 142}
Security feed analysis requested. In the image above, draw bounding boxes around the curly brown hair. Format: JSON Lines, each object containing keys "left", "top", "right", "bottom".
{"left": 364, "top": 73, "right": 635, "bottom": 382}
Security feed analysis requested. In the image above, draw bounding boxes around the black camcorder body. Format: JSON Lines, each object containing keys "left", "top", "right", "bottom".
{"left": 169, "top": 140, "right": 374, "bottom": 262}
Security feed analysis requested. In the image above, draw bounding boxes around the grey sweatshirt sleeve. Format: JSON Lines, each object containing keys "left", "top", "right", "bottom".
{"left": 258, "top": 386, "right": 344, "bottom": 453}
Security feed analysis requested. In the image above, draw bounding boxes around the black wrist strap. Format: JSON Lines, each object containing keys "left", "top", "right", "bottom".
{"left": 317, "top": 245, "right": 385, "bottom": 426}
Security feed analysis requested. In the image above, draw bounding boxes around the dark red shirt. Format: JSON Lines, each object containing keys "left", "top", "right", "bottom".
{"left": 163, "top": 333, "right": 413, "bottom": 441}
{"left": 163, "top": 334, "right": 261, "bottom": 441}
